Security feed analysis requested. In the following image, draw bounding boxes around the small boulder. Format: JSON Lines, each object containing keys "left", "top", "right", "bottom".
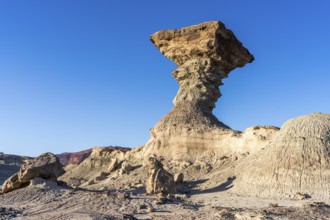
{"left": 29, "top": 177, "right": 58, "bottom": 190}
{"left": 94, "top": 172, "right": 109, "bottom": 182}
{"left": 18, "top": 152, "right": 65, "bottom": 182}
{"left": 116, "top": 191, "right": 130, "bottom": 200}
{"left": 174, "top": 173, "right": 184, "bottom": 184}
{"left": 146, "top": 206, "right": 154, "bottom": 213}
{"left": 293, "top": 192, "right": 309, "bottom": 200}
{"left": 146, "top": 157, "right": 176, "bottom": 195}
{"left": 2, "top": 174, "right": 22, "bottom": 193}
{"left": 120, "top": 161, "right": 133, "bottom": 174}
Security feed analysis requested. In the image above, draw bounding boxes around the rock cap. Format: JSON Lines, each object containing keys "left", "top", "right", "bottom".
{"left": 150, "top": 21, "right": 254, "bottom": 72}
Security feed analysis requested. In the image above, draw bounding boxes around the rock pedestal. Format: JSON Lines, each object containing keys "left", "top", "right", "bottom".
{"left": 150, "top": 21, "right": 254, "bottom": 130}
{"left": 143, "top": 21, "right": 271, "bottom": 159}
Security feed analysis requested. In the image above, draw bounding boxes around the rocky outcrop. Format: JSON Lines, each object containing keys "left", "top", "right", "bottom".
{"left": 57, "top": 146, "right": 129, "bottom": 166}
{"left": 2, "top": 153, "right": 65, "bottom": 193}
{"left": 146, "top": 157, "right": 176, "bottom": 195}
{"left": 233, "top": 113, "right": 330, "bottom": 199}
{"left": 149, "top": 21, "right": 253, "bottom": 130}
{"left": 144, "top": 21, "right": 276, "bottom": 160}
{"left": 58, "top": 147, "right": 131, "bottom": 186}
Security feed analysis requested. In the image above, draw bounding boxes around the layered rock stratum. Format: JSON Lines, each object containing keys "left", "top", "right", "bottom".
{"left": 234, "top": 113, "right": 330, "bottom": 198}
{"left": 144, "top": 21, "right": 277, "bottom": 159}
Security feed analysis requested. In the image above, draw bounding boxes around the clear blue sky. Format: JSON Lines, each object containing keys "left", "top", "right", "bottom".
{"left": 0, "top": 1, "right": 329, "bottom": 156}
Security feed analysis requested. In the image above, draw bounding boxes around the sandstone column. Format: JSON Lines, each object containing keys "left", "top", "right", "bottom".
{"left": 144, "top": 21, "right": 255, "bottom": 159}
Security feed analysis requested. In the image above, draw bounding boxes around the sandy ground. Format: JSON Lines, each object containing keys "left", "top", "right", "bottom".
{"left": 1, "top": 160, "right": 330, "bottom": 220}
{"left": 1, "top": 183, "right": 330, "bottom": 219}
{"left": 1, "top": 149, "right": 330, "bottom": 219}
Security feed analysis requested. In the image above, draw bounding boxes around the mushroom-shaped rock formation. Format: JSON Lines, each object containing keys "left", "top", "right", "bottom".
{"left": 233, "top": 113, "right": 330, "bottom": 199}
{"left": 143, "top": 21, "right": 276, "bottom": 160}
{"left": 150, "top": 21, "right": 253, "bottom": 117}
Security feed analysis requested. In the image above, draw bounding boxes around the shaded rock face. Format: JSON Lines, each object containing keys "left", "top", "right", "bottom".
{"left": 2, "top": 153, "right": 65, "bottom": 193}
{"left": 146, "top": 157, "right": 176, "bottom": 195}
{"left": 234, "top": 113, "right": 330, "bottom": 198}
{"left": 144, "top": 21, "right": 268, "bottom": 160}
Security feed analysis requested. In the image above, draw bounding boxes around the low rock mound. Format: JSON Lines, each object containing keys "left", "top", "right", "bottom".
{"left": 233, "top": 113, "right": 330, "bottom": 198}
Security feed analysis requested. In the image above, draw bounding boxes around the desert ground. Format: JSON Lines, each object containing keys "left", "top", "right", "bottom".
{"left": 1, "top": 147, "right": 330, "bottom": 220}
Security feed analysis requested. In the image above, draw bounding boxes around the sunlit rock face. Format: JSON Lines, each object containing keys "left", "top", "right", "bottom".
{"left": 150, "top": 21, "right": 254, "bottom": 71}
{"left": 150, "top": 21, "right": 254, "bottom": 115}
{"left": 233, "top": 113, "right": 330, "bottom": 199}
{"left": 144, "top": 21, "right": 275, "bottom": 160}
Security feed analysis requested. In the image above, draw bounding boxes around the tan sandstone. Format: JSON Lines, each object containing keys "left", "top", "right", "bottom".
{"left": 146, "top": 157, "right": 176, "bottom": 195}
{"left": 233, "top": 113, "right": 330, "bottom": 199}
{"left": 2, "top": 153, "right": 64, "bottom": 193}
{"left": 144, "top": 21, "right": 277, "bottom": 160}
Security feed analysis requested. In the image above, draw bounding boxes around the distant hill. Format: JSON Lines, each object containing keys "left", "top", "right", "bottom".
{"left": 0, "top": 152, "right": 33, "bottom": 166}
{"left": 0, "top": 152, "right": 33, "bottom": 185}
{"left": 56, "top": 146, "right": 130, "bottom": 166}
